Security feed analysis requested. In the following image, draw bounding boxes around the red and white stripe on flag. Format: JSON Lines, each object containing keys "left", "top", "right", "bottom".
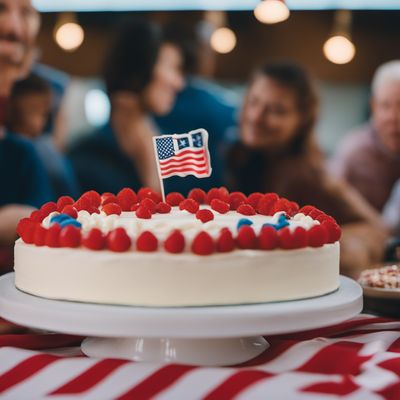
{"left": 153, "top": 129, "right": 212, "bottom": 179}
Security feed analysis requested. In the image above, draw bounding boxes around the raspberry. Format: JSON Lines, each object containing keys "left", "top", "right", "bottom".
{"left": 272, "top": 198, "right": 292, "bottom": 215}
{"left": 61, "top": 205, "right": 78, "bottom": 219}
{"left": 102, "top": 195, "right": 119, "bottom": 206}
{"left": 308, "top": 208, "right": 325, "bottom": 220}
{"left": 166, "top": 192, "right": 185, "bottom": 206}
{"left": 107, "top": 227, "right": 131, "bottom": 252}
{"left": 33, "top": 225, "right": 47, "bottom": 246}
{"left": 258, "top": 226, "right": 278, "bottom": 250}
{"left": 195, "top": 209, "right": 214, "bottom": 223}
{"left": 278, "top": 227, "right": 295, "bottom": 249}
{"left": 191, "top": 231, "right": 214, "bottom": 255}
{"left": 257, "top": 193, "right": 279, "bottom": 216}
{"left": 102, "top": 203, "right": 122, "bottom": 216}
{"left": 40, "top": 202, "right": 58, "bottom": 217}
{"left": 138, "top": 187, "right": 161, "bottom": 203}
{"left": 236, "top": 225, "right": 257, "bottom": 249}
{"left": 59, "top": 225, "right": 81, "bottom": 248}
{"left": 216, "top": 228, "right": 235, "bottom": 252}
{"left": 136, "top": 206, "right": 152, "bottom": 219}
{"left": 229, "top": 192, "right": 247, "bottom": 210}
{"left": 19, "top": 220, "right": 37, "bottom": 244}
{"left": 101, "top": 192, "right": 115, "bottom": 203}
{"left": 74, "top": 196, "right": 92, "bottom": 212}
{"left": 156, "top": 202, "right": 171, "bottom": 214}
{"left": 188, "top": 188, "right": 206, "bottom": 204}
{"left": 316, "top": 214, "right": 336, "bottom": 224}
{"left": 30, "top": 210, "right": 46, "bottom": 223}
{"left": 179, "top": 199, "right": 199, "bottom": 214}
{"left": 206, "top": 187, "right": 230, "bottom": 204}
{"left": 308, "top": 225, "right": 328, "bottom": 247}
{"left": 164, "top": 229, "right": 185, "bottom": 253}
{"left": 292, "top": 226, "right": 308, "bottom": 248}
{"left": 45, "top": 224, "right": 61, "bottom": 248}
{"left": 57, "top": 196, "right": 74, "bottom": 211}
{"left": 299, "top": 205, "right": 315, "bottom": 215}
{"left": 82, "top": 190, "right": 101, "bottom": 207}
{"left": 130, "top": 203, "right": 140, "bottom": 212}
{"left": 136, "top": 231, "right": 158, "bottom": 252}
{"left": 140, "top": 198, "right": 157, "bottom": 214}
{"left": 237, "top": 204, "right": 256, "bottom": 216}
{"left": 210, "top": 198, "right": 230, "bottom": 214}
{"left": 16, "top": 218, "right": 31, "bottom": 237}
{"left": 82, "top": 228, "right": 106, "bottom": 250}
{"left": 321, "top": 220, "right": 341, "bottom": 243}
{"left": 247, "top": 193, "right": 263, "bottom": 209}
{"left": 87, "top": 205, "right": 100, "bottom": 215}
{"left": 117, "top": 188, "right": 137, "bottom": 211}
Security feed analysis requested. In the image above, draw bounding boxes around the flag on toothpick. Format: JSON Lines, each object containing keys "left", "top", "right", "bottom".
{"left": 153, "top": 129, "right": 212, "bottom": 201}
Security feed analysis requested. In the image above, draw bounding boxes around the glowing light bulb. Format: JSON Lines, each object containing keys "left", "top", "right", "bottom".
{"left": 254, "top": 0, "right": 290, "bottom": 24}
{"left": 55, "top": 22, "right": 84, "bottom": 51}
{"left": 323, "top": 35, "right": 355, "bottom": 65}
{"left": 210, "top": 27, "right": 237, "bottom": 54}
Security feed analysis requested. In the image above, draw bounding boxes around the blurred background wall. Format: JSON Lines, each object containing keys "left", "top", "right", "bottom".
{"left": 33, "top": 8, "right": 400, "bottom": 155}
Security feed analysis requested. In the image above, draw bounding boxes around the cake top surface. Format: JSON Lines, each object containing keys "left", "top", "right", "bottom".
{"left": 16, "top": 187, "right": 341, "bottom": 255}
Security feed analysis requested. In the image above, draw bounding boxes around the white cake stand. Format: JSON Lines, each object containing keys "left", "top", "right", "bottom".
{"left": 0, "top": 273, "right": 362, "bottom": 366}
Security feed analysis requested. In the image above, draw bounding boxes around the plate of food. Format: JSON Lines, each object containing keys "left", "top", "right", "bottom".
{"left": 358, "top": 264, "right": 400, "bottom": 317}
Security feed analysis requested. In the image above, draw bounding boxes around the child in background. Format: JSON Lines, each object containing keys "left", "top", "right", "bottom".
{"left": 5, "top": 73, "right": 79, "bottom": 198}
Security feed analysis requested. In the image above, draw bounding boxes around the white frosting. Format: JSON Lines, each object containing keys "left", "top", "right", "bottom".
{"left": 14, "top": 239, "right": 339, "bottom": 307}
{"left": 43, "top": 208, "right": 320, "bottom": 243}
{"left": 15, "top": 207, "right": 339, "bottom": 307}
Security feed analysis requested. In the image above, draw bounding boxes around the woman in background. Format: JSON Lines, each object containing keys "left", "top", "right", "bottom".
{"left": 227, "top": 62, "right": 388, "bottom": 277}
{"left": 69, "top": 18, "right": 184, "bottom": 195}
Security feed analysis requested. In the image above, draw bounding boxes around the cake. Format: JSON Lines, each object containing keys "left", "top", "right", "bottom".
{"left": 14, "top": 187, "right": 341, "bottom": 307}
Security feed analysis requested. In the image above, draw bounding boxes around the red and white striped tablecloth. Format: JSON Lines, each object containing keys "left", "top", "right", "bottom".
{"left": 1, "top": 315, "right": 400, "bottom": 399}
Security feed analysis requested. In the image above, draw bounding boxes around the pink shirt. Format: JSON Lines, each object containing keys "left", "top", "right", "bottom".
{"left": 329, "top": 122, "right": 400, "bottom": 211}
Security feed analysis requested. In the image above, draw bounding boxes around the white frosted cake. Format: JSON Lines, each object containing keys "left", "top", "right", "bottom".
{"left": 14, "top": 187, "right": 341, "bottom": 307}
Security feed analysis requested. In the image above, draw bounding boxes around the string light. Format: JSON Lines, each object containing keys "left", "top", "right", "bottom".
{"left": 210, "top": 27, "right": 237, "bottom": 54}
{"left": 54, "top": 13, "right": 84, "bottom": 52}
{"left": 254, "top": 0, "right": 290, "bottom": 24}
{"left": 323, "top": 10, "right": 356, "bottom": 65}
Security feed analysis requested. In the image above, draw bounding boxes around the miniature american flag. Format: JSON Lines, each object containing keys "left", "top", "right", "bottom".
{"left": 153, "top": 129, "right": 212, "bottom": 179}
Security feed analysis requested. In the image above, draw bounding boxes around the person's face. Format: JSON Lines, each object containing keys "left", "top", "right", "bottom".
{"left": 0, "top": 0, "right": 39, "bottom": 70}
{"left": 240, "top": 75, "right": 303, "bottom": 151}
{"left": 142, "top": 43, "right": 185, "bottom": 115}
{"left": 371, "top": 80, "right": 400, "bottom": 155}
{"left": 11, "top": 93, "right": 51, "bottom": 138}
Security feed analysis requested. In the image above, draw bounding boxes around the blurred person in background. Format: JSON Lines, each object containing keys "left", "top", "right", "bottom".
{"left": 227, "top": 62, "right": 388, "bottom": 278}
{"left": 156, "top": 20, "right": 239, "bottom": 195}
{"left": 0, "top": 0, "right": 52, "bottom": 270}
{"left": 5, "top": 73, "right": 79, "bottom": 198}
{"left": 330, "top": 60, "right": 400, "bottom": 212}
{"left": 69, "top": 18, "right": 185, "bottom": 195}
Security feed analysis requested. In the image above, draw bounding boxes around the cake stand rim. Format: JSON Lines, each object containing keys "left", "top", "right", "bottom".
{"left": 0, "top": 273, "right": 362, "bottom": 338}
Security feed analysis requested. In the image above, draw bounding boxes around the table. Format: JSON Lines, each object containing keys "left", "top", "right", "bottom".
{"left": 0, "top": 315, "right": 400, "bottom": 399}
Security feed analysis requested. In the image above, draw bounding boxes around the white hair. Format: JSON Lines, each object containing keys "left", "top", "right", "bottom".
{"left": 372, "top": 60, "right": 400, "bottom": 95}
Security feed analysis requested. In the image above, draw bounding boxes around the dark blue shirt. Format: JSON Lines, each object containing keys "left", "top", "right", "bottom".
{"left": 155, "top": 77, "right": 239, "bottom": 195}
{"left": 0, "top": 133, "right": 53, "bottom": 208}
{"left": 68, "top": 124, "right": 143, "bottom": 195}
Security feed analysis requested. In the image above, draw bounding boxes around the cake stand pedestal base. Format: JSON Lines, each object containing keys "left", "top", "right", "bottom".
{"left": 82, "top": 336, "right": 269, "bottom": 366}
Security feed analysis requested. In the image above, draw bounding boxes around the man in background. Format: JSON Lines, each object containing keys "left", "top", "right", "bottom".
{"left": 330, "top": 60, "right": 400, "bottom": 212}
{"left": 0, "top": 0, "right": 51, "bottom": 253}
